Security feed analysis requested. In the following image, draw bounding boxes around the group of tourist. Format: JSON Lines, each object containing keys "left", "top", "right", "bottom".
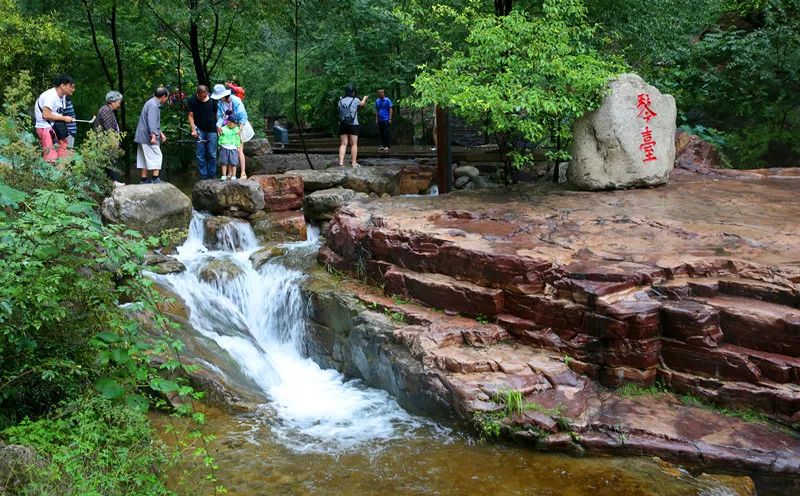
{"left": 33, "top": 75, "right": 400, "bottom": 183}
{"left": 33, "top": 76, "right": 253, "bottom": 184}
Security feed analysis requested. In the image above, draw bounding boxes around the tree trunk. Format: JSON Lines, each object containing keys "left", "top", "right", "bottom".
{"left": 189, "top": 17, "right": 209, "bottom": 85}
{"left": 494, "top": 0, "right": 513, "bottom": 16}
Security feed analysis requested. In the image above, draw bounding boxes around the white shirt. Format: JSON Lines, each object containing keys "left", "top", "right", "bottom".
{"left": 35, "top": 88, "right": 65, "bottom": 129}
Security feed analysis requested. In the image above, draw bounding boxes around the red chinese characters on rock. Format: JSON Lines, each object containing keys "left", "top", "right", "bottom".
{"left": 637, "top": 93, "right": 658, "bottom": 163}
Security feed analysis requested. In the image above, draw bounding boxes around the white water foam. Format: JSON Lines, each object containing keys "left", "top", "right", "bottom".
{"left": 153, "top": 212, "right": 440, "bottom": 453}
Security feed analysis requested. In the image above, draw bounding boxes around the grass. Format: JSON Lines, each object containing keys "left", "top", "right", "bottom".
{"left": 616, "top": 381, "right": 771, "bottom": 424}
{"left": 392, "top": 295, "right": 411, "bottom": 305}
{"left": 384, "top": 308, "right": 407, "bottom": 324}
{"left": 475, "top": 314, "right": 489, "bottom": 324}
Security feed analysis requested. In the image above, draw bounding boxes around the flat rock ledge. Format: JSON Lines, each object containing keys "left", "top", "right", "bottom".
{"left": 311, "top": 169, "right": 800, "bottom": 475}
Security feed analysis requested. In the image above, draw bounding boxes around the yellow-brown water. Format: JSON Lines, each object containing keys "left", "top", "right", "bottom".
{"left": 153, "top": 405, "right": 761, "bottom": 496}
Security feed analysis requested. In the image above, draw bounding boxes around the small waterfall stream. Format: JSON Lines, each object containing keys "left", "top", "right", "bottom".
{"left": 152, "top": 212, "right": 436, "bottom": 453}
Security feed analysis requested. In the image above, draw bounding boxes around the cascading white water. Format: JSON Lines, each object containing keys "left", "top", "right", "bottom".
{"left": 153, "top": 211, "right": 439, "bottom": 453}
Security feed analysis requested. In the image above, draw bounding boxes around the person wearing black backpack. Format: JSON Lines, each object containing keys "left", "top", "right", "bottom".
{"left": 34, "top": 75, "right": 76, "bottom": 163}
{"left": 337, "top": 84, "right": 368, "bottom": 167}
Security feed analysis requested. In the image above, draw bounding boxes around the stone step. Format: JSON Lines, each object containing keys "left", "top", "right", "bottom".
{"left": 659, "top": 367, "right": 800, "bottom": 420}
{"left": 697, "top": 296, "right": 800, "bottom": 357}
{"left": 383, "top": 265, "right": 504, "bottom": 317}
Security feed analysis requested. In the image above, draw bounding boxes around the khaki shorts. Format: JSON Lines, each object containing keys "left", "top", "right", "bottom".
{"left": 136, "top": 143, "right": 162, "bottom": 170}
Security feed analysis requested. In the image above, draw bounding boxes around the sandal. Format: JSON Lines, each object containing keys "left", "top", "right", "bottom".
{"left": 352, "top": 163, "right": 361, "bottom": 168}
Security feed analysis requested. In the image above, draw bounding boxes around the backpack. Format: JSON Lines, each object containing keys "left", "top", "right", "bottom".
{"left": 338, "top": 97, "right": 357, "bottom": 124}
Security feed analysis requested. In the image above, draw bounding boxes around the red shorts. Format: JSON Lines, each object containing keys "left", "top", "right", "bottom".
{"left": 36, "top": 127, "right": 69, "bottom": 162}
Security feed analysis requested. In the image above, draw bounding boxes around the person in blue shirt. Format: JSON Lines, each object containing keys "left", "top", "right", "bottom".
{"left": 375, "top": 89, "right": 393, "bottom": 151}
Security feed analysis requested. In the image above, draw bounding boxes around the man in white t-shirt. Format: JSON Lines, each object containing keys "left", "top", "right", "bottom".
{"left": 34, "top": 75, "right": 76, "bottom": 163}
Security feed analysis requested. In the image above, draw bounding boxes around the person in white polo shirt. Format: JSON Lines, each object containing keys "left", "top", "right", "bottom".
{"left": 34, "top": 75, "right": 76, "bottom": 163}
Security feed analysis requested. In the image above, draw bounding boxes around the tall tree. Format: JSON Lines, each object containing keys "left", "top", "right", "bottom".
{"left": 144, "top": 0, "right": 241, "bottom": 85}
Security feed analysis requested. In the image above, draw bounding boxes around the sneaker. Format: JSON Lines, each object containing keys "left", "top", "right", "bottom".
{"left": 231, "top": 176, "right": 238, "bottom": 181}
{"left": 430, "top": 147, "right": 437, "bottom": 151}
{"left": 152, "top": 177, "right": 162, "bottom": 184}
{"left": 240, "top": 174, "right": 247, "bottom": 180}
{"left": 351, "top": 163, "right": 361, "bottom": 168}
{"left": 220, "top": 176, "right": 227, "bottom": 181}
{"left": 141, "top": 178, "right": 151, "bottom": 184}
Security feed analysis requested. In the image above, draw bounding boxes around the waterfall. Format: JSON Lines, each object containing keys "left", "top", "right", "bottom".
{"left": 152, "top": 212, "right": 436, "bottom": 453}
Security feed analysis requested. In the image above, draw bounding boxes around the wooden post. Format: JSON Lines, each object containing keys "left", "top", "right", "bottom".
{"left": 436, "top": 105, "right": 452, "bottom": 193}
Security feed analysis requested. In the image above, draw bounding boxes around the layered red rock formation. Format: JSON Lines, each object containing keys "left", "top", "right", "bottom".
{"left": 319, "top": 172, "right": 800, "bottom": 425}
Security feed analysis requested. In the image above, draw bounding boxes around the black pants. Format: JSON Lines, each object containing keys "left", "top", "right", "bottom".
{"left": 378, "top": 120, "right": 391, "bottom": 148}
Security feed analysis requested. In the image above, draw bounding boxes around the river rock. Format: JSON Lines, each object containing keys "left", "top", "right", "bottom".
{"left": 192, "top": 179, "right": 265, "bottom": 216}
{"left": 454, "top": 165, "right": 480, "bottom": 179}
{"left": 250, "top": 174, "right": 304, "bottom": 212}
{"left": 243, "top": 138, "right": 271, "bottom": 157}
{"left": 304, "top": 187, "right": 367, "bottom": 221}
{"left": 145, "top": 253, "right": 186, "bottom": 275}
{"left": 285, "top": 169, "right": 347, "bottom": 191}
{"left": 568, "top": 73, "right": 677, "bottom": 190}
{"left": 198, "top": 259, "right": 245, "bottom": 286}
{"left": 249, "top": 245, "right": 288, "bottom": 271}
{"left": 101, "top": 183, "right": 192, "bottom": 236}
{"left": 250, "top": 210, "right": 307, "bottom": 242}
{"left": 203, "top": 216, "right": 252, "bottom": 250}
{"left": 454, "top": 176, "right": 471, "bottom": 189}
{"left": 0, "top": 444, "right": 45, "bottom": 494}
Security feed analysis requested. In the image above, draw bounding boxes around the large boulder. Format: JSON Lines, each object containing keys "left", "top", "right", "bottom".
{"left": 0, "top": 444, "right": 45, "bottom": 494}
{"left": 249, "top": 210, "right": 307, "bottom": 242}
{"left": 198, "top": 258, "right": 245, "bottom": 286}
{"left": 101, "top": 183, "right": 192, "bottom": 236}
{"left": 286, "top": 169, "right": 347, "bottom": 191}
{"left": 568, "top": 73, "right": 677, "bottom": 190}
{"left": 303, "top": 187, "right": 367, "bottom": 221}
{"left": 243, "top": 138, "right": 271, "bottom": 157}
{"left": 250, "top": 174, "right": 304, "bottom": 212}
{"left": 192, "top": 179, "right": 265, "bottom": 217}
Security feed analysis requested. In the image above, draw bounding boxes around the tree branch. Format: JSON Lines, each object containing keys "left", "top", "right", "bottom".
{"left": 82, "top": 0, "right": 115, "bottom": 87}
{"left": 207, "top": 17, "right": 235, "bottom": 77}
{"left": 146, "top": 1, "right": 192, "bottom": 52}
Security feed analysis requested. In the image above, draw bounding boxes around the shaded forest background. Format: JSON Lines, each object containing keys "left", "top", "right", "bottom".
{"left": 1, "top": 0, "right": 797, "bottom": 167}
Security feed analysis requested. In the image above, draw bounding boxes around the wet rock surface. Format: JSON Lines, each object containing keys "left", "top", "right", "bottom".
{"left": 303, "top": 271, "right": 800, "bottom": 476}
{"left": 101, "top": 183, "right": 192, "bottom": 236}
{"left": 192, "top": 179, "right": 265, "bottom": 216}
{"left": 313, "top": 169, "right": 800, "bottom": 473}
{"left": 144, "top": 253, "right": 186, "bottom": 275}
{"left": 250, "top": 174, "right": 304, "bottom": 212}
{"left": 250, "top": 210, "right": 307, "bottom": 242}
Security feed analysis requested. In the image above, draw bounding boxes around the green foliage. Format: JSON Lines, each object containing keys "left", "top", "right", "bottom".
{"left": 384, "top": 308, "right": 408, "bottom": 324}
{"left": 475, "top": 314, "right": 489, "bottom": 324}
{"left": 3, "top": 397, "right": 175, "bottom": 496}
{"left": 496, "top": 389, "right": 524, "bottom": 417}
{"left": 589, "top": 0, "right": 800, "bottom": 167}
{"left": 616, "top": 380, "right": 669, "bottom": 398}
{"left": 0, "top": 75, "right": 221, "bottom": 492}
{"left": 413, "top": 0, "right": 624, "bottom": 176}
{"left": 474, "top": 411, "right": 503, "bottom": 439}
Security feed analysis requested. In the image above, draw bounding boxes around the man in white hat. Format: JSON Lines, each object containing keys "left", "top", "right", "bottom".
{"left": 211, "top": 83, "right": 252, "bottom": 179}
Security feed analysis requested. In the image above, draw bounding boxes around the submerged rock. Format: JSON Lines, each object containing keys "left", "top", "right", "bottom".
{"left": 568, "top": 73, "right": 677, "bottom": 190}
{"left": 192, "top": 179, "right": 265, "bottom": 216}
{"left": 198, "top": 258, "right": 245, "bottom": 286}
{"left": 249, "top": 245, "right": 289, "bottom": 271}
{"left": 101, "top": 183, "right": 192, "bottom": 236}
{"left": 203, "top": 216, "right": 252, "bottom": 250}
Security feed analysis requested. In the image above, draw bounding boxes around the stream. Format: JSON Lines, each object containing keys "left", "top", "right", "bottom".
{"left": 148, "top": 212, "right": 772, "bottom": 495}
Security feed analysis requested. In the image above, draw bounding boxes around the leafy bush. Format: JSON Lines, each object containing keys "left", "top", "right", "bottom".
{"left": 0, "top": 74, "right": 220, "bottom": 493}
{"left": 412, "top": 0, "right": 624, "bottom": 181}
{"left": 3, "top": 397, "right": 174, "bottom": 496}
